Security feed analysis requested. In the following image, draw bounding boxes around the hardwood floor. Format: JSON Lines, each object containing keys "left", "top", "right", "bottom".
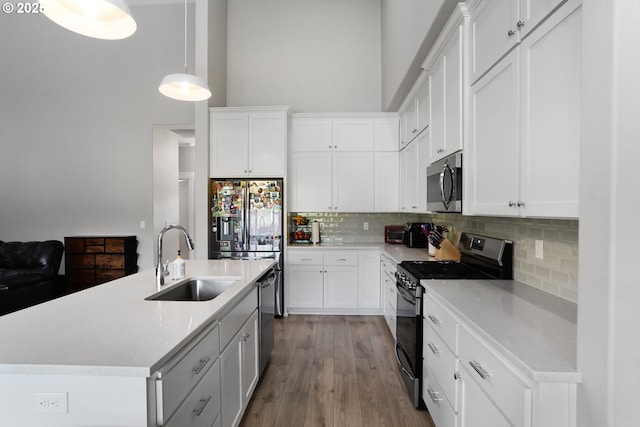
{"left": 240, "top": 315, "right": 435, "bottom": 427}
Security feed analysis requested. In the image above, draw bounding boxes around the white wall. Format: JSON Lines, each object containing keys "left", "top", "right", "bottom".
{"left": 0, "top": 5, "right": 196, "bottom": 270}
{"left": 226, "top": 0, "right": 381, "bottom": 112}
{"left": 578, "top": 0, "right": 640, "bottom": 425}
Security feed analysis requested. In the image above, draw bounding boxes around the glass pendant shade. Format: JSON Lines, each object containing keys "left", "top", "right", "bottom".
{"left": 159, "top": 73, "right": 212, "bottom": 102}
{"left": 40, "top": 0, "right": 137, "bottom": 40}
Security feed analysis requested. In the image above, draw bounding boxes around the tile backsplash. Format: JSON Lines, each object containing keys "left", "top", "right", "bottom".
{"left": 290, "top": 212, "right": 579, "bottom": 303}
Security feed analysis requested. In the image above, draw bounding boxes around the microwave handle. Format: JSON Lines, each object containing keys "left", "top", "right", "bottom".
{"left": 439, "top": 161, "right": 455, "bottom": 210}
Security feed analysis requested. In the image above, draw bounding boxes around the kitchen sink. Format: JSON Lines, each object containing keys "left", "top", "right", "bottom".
{"left": 146, "top": 278, "right": 238, "bottom": 301}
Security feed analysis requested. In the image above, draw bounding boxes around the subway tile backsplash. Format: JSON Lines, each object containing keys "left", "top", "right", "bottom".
{"left": 290, "top": 212, "right": 579, "bottom": 303}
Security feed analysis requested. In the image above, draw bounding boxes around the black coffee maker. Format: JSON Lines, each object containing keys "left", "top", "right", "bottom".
{"left": 403, "top": 223, "right": 429, "bottom": 248}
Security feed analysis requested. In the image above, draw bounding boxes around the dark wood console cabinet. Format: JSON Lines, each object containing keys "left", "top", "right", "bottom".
{"left": 64, "top": 236, "right": 138, "bottom": 293}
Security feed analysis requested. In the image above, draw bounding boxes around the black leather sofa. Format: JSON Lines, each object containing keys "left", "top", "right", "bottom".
{"left": 0, "top": 240, "right": 64, "bottom": 315}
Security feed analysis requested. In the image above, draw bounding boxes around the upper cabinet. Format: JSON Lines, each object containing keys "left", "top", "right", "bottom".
{"left": 469, "top": 0, "right": 567, "bottom": 82}
{"left": 466, "top": 0, "right": 581, "bottom": 218}
{"left": 423, "top": 4, "right": 469, "bottom": 164}
{"left": 399, "top": 74, "right": 430, "bottom": 149}
{"left": 210, "top": 106, "right": 289, "bottom": 178}
{"left": 289, "top": 114, "right": 399, "bottom": 212}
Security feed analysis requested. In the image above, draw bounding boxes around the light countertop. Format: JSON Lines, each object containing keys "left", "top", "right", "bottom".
{"left": 423, "top": 278, "right": 580, "bottom": 383}
{"left": 287, "top": 242, "right": 433, "bottom": 264}
{"left": 0, "top": 259, "right": 275, "bottom": 378}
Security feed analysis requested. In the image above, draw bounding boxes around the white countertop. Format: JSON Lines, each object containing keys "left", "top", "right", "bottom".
{"left": 287, "top": 242, "right": 433, "bottom": 264}
{"left": 423, "top": 278, "right": 580, "bottom": 383}
{"left": 0, "top": 259, "right": 275, "bottom": 378}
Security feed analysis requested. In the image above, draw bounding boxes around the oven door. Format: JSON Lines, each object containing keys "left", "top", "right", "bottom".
{"left": 395, "top": 282, "right": 423, "bottom": 408}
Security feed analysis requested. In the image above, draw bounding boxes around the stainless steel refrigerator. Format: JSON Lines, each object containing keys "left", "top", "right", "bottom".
{"left": 208, "top": 179, "right": 284, "bottom": 316}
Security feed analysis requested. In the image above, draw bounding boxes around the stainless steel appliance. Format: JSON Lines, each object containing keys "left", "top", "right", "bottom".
{"left": 394, "top": 233, "right": 513, "bottom": 408}
{"left": 209, "top": 179, "right": 285, "bottom": 316}
{"left": 256, "top": 267, "right": 276, "bottom": 376}
{"left": 427, "top": 152, "right": 462, "bottom": 213}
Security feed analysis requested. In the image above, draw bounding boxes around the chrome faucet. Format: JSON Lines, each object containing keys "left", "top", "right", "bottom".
{"left": 156, "top": 224, "right": 195, "bottom": 290}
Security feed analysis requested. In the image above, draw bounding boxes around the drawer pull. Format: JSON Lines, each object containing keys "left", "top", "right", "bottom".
{"left": 427, "top": 389, "right": 443, "bottom": 404}
{"left": 469, "top": 360, "right": 491, "bottom": 380}
{"left": 193, "top": 356, "right": 211, "bottom": 375}
{"left": 335, "top": 258, "right": 348, "bottom": 261}
{"left": 193, "top": 395, "right": 212, "bottom": 416}
{"left": 427, "top": 314, "right": 441, "bottom": 325}
{"left": 427, "top": 342, "right": 440, "bottom": 355}
{"left": 300, "top": 258, "right": 313, "bottom": 261}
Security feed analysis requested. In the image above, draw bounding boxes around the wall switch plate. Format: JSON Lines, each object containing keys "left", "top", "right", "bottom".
{"left": 535, "top": 240, "right": 544, "bottom": 259}
{"left": 363, "top": 222, "right": 369, "bottom": 231}
{"left": 33, "top": 392, "right": 68, "bottom": 413}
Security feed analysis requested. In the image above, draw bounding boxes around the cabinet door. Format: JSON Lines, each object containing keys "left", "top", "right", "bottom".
{"left": 333, "top": 152, "right": 375, "bottom": 212}
{"left": 290, "top": 118, "right": 332, "bottom": 152}
{"left": 242, "top": 310, "right": 259, "bottom": 405}
{"left": 429, "top": 57, "right": 445, "bottom": 161}
{"left": 248, "top": 112, "right": 286, "bottom": 177}
{"left": 470, "top": 0, "right": 519, "bottom": 82}
{"left": 399, "top": 148, "right": 409, "bottom": 211}
{"left": 406, "top": 98, "right": 418, "bottom": 140}
{"left": 519, "top": 0, "right": 566, "bottom": 38}
{"left": 467, "top": 50, "right": 520, "bottom": 216}
{"left": 220, "top": 331, "right": 243, "bottom": 427}
{"left": 416, "top": 78, "right": 430, "bottom": 132}
{"left": 519, "top": 1, "right": 581, "bottom": 218}
{"left": 374, "top": 117, "right": 400, "bottom": 151}
{"left": 287, "top": 265, "right": 324, "bottom": 308}
{"left": 289, "top": 152, "right": 332, "bottom": 212}
{"left": 358, "top": 252, "right": 381, "bottom": 309}
{"left": 374, "top": 152, "right": 399, "bottom": 212}
{"left": 443, "top": 23, "right": 464, "bottom": 159}
{"left": 333, "top": 119, "right": 374, "bottom": 151}
{"left": 459, "top": 367, "right": 512, "bottom": 427}
{"left": 210, "top": 113, "right": 249, "bottom": 177}
{"left": 324, "top": 266, "right": 358, "bottom": 308}
{"left": 404, "top": 140, "right": 419, "bottom": 211}
{"left": 414, "top": 130, "right": 430, "bottom": 212}
{"left": 399, "top": 111, "right": 409, "bottom": 148}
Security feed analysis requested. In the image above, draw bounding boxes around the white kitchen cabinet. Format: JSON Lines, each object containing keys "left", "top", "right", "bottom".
{"left": 287, "top": 249, "right": 381, "bottom": 314}
{"left": 289, "top": 114, "right": 398, "bottom": 213}
{"left": 374, "top": 152, "right": 399, "bottom": 212}
{"left": 399, "top": 74, "right": 430, "bottom": 148}
{"left": 220, "top": 309, "right": 259, "bottom": 427}
{"left": 458, "top": 365, "right": 513, "bottom": 427}
{"left": 466, "top": 0, "right": 581, "bottom": 218}
{"left": 424, "top": 4, "right": 468, "bottom": 164}
{"left": 210, "top": 107, "right": 289, "bottom": 178}
{"left": 380, "top": 254, "right": 397, "bottom": 339}
{"left": 357, "top": 252, "right": 381, "bottom": 309}
{"left": 469, "top": 0, "right": 567, "bottom": 82}
{"left": 400, "top": 130, "right": 429, "bottom": 213}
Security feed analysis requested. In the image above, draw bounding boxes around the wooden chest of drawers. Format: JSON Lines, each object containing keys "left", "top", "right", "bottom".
{"left": 64, "top": 236, "right": 138, "bottom": 293}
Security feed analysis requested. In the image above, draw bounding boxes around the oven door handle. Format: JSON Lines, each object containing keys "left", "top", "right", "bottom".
{"left": 396, "top": 282, "right": 416, "bottom": 304}
{"left": 394, "top": 342, "right": 415, "bottom": 381}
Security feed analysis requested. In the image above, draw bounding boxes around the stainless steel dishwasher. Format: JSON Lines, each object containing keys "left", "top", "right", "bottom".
{"left": 256, "top": 268, "right": 277, "bottom": 376}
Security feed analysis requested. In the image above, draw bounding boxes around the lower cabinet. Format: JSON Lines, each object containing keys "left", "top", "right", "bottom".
{"left": 287, "top": 249, "right": 381, "bottom": 314}
{"left": 380, "top": 254, "right": 397, "bottom": 338}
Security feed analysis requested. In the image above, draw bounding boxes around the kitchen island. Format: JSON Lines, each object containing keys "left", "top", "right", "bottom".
{"left": 0, "top": 259, "right": 275, "bottom": 427}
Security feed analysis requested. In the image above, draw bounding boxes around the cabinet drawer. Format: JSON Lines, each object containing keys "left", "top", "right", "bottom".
{"left": 156, "top": 324, "right": 220, "bottom": 424}
{"left": 163, "top": 359, "right": 221, "bottom": 427}
{"left": 458, "top": 326, "right": 532, "bottom": 427}
{"left": 66, "top": 254, "right": 95, "bottom": 269}
{"left": 220, "top": 288, "right": 258, "bottom": 351}
{"left": 423, "top": 321, "right": 458, "bottom": 409}
{"left": 422, "top": 362, "right": 457, "bottom": 427}
{"left": 95, "top": 254, "right": 125, "bottom": 269}
{"left": 423, "top": 294, "right": 458, "bottom": 354}
{"left": 323, "top": 251, "right": 357, "bottom": 265}
{"left": 105, "top": 238, "right": 126, "bottom": 253}
{"left": 288, "top": 252, "right": 323, "bottom": 265}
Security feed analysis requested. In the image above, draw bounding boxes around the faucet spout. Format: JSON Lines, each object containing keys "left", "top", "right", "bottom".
{"left": 156, "top": 224, "right": 195, "bottom": 290}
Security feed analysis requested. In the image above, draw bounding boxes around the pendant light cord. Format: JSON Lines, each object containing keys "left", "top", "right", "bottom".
{"left": 183, "top": 0, "right": 188, "bottom": 73}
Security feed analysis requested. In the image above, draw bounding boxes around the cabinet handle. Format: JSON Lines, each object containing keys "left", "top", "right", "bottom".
{"left": 517, "top": 200, "right": 526, "bottom": 207}
{"left": 427, "top": 314, "right": 441, "bottom": 325}
{"left": 469, "top": 360, "right": 491, "bottom": 380}
{"left": 507, "top": 29, "right": 516, "bottom": 37}
{"left": 454, "top": 372, "right": 460, "bottom": 380}
{"left": 508, "top": 200, "right": 516, "bottom": 207}
{"left": 437, "top": 148, "right": 444, "bottom": 153}
{"left": 244, "top": 170, "right": 248, "bottom": 173}
{"left": 193, "top": 356, "right": 211, "bottom": 375}
{"left": 336, "top": 258, "right": 348, "bottom": 262}
{"left": 427, "top": 389, "right": 443, "bottom": 404}
{"left": 516, "top": 20, "right": 525, "bottom": 29}
{"left": 427, "top": 342, "right": 440, "bottom": 355}
{"left": 412, "top": 129, "right": 418, "bottom": 134}
{"left": 300, "top": 258, "right": 313, "bottom": 261}
{"left": 193, "top": 395, "right": 212, "bottom": 416}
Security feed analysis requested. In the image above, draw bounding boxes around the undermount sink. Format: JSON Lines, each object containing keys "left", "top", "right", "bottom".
{"left": 146, "top": 278, "right": 238, "bottom": 301}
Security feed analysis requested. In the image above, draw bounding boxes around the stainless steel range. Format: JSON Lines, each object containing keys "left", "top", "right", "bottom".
{"left": 394, "top": 233, "right": 513, "bottom": 408}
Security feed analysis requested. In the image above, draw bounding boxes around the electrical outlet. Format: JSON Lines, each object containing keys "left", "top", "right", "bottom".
{"left": 33, "top": 393, "right": 68, "bottom": 413}
{"left": 363, "top": 222, "right": 369, "bottom": 231}
{"left": 535, "top": 240, "right": 544, "bottom": 260}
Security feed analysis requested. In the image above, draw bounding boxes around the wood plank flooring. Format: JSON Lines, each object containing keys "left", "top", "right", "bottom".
{"left": 240, "top": 315, "right": 435, "bottom": 427}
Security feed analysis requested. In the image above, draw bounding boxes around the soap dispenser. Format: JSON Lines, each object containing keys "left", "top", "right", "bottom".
{"left": 173, "top": 250, "right": 185, "bottom": 280}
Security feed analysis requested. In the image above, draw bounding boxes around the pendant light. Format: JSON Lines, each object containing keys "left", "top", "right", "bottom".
{"left": 40, "top": 0, "right": 137, "bottom": 40}
{"left": 158, "top": 0, "right": 211, "bottom": 102}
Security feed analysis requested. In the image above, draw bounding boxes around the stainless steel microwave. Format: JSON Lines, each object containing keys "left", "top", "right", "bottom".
{"left": 426, "top": 153, "right": 462, "bottom": 213}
